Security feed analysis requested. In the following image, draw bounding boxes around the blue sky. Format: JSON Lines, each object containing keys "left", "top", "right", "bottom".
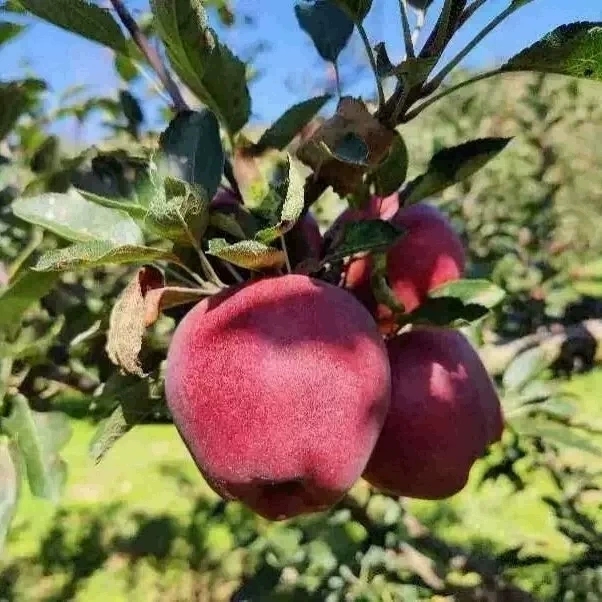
{"left": 2, "top": 0, "right": 601, "bottom": 141}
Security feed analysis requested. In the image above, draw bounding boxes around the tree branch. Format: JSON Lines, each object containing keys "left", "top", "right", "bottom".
{"left": 109, "top": 0, "right": 188, "bottom": 112}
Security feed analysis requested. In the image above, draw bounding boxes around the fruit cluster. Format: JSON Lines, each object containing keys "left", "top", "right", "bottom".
{"left": 165, "top": 192, "right": 504, "bottom": 521}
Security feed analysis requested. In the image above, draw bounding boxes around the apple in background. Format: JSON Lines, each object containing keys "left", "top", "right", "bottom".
{"left": 165, "top": 274, "right": 391, "bottom": 520}
{"left": 363, "top": 327, "right": 504, "bottom": 500}
{"left": 326, "top": 196, "right": 465, "bottom": 333}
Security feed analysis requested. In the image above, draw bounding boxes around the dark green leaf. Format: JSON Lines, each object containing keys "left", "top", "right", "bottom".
{"left": 0, "top": 437, "right": 20, "bottom": 550}
{"left": 373, "top": 133, "right": 408, "bottom": 196}
{"left": 254, "top": 155, "right": 305, "bottom": 243}
{"left": 375, "top": 42, "right": 395, "bottom": 78}
{"left": 12, "top": 191, "right": 145, "bottom": 245}
{"left": 119, "top": 90, "right": 143, "bottom": 126}
{"left": 429, "top": 278, "right": 506, "bottom": 309}
{"left": 17, "top": 0, "right": 128, "bottom": 53}
{"left": 401, "top": 137, "right": 512, "bottom": 204}
{"left": 0, "top": 79, "right": 44, "bottom": 142}
{"left": 33, "top": 241, "right": 176, "bottom": 272}
{"left": 332, "top": 0, "right": 372, "bottom": 22}
{"left": 0, "top": 270, "right": 59, "bottom": 334}
{"left": 255, "top": 94, "right": 331, "bottom": 152}
{"left": 2, "top": 395, "right": 71, "bottom": 501}
{"left": 324, "top": 219, "right": 405, "bottom": 263}
{"left": 419, "top": 0, "right": 466, "bottom": 61}
{"left": 207, "top": 238, "right": 285, "bottom": 270}
{"left": 502, "top": 22, "right": 602, "bottom": 81}
{"left": 407, "top": 296, "right": 489, "bottom": 327}
{"left": 89, "top": 375, "right": 155, "bottom": 464}
{"left": 294, "top": 0, "right": 354, "bottom": 63}
{"left": 0, "top": 20, "right": 24, "bottom": 46}
{"left": 158, "top": 109, "right": 224, "bottom": 199}
{"left": 503, "top": 347, "right": 550, "bottom": 393}
{"left": 151, "top": 0, "right": 251, "bottom": 134}
{"left": 30, "top": 135, "right": 60, "bottom": 173}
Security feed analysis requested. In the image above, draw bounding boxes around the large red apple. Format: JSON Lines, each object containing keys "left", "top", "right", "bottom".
{"left": 328, "top": 197, "right": 465, "bottom": 332}
{"left": 363, "top": 327, "right": 504, "bottom": 499}
{"left": 165, "top": 274, "right": 391, "bottom": 520}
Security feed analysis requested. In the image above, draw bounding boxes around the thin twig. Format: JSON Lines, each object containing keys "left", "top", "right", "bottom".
{"left": 280, "top": 236, "right": 292, "bottom": 274}
{"left": 356, "top": 22, "right": 385, "bottom": 110}
{"left": 402, "top": 68, "right": 501, "bottom": 121}
{"left": 109, "top": 0, "right": 188, "bottom": 111}
{"left": 411, "top": 7, "right": 426, "bottom": 49}
{"left": 425, "top": 4, "right": 516, "bottom": 93}
{"left": 398, "top": 0, "right": 415, "bottom": 58}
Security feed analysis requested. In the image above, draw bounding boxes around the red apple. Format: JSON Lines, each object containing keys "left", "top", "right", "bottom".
{"left": 327, "top": 197, "right": 465, "bottom": 333}
{"left": 363, "top": 327, "right": 504, "bottom": 499}
{"left": 165, "top": 274, "right": 391, "bottom": 520}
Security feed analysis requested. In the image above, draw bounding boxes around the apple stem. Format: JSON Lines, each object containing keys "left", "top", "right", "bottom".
{"left": 280, "top": 235, "right": 293, "bottom": 274}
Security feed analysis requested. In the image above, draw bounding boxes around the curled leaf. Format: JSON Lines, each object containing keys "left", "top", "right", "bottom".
{"left": 297, "top": 97, "right": 395, "bottom": 195}
{"left": 106, "top": 266, "right": 164, "bottom": 377}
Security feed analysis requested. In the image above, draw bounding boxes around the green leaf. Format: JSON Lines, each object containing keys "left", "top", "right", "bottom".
{"left": 511, "top": 417, "right": 602, "bottom": 456}
{"left": 114, "top": 53, "right": 139, "bottom": 82}
{"left": 0, "top": 20, "right": 25, "bottom": 46}
{"left": 332, "top": 0, "right": 372, "bottom": 22}
{"left": 89, "top": 375, "right": 155, "bottom": 464}
{"left": 255, "top": 94, "right": 331, "bottom": 152}
{"left": 294, "top": 0, "right": 354, "bottom": 63}
{"left": 33, "top": 241, "right": 176, "bottom": 272}
{"left": 12, "top": 191, "right": 145, "bottom": 245}
{"left": 17, "top": 0, "right": 128, "bottom": 53}
{"left": 406, "top": 296, "right": 489, "bottom": 327}
{"left": 157, "top": 109, "right": 224, "bottom": 200}
{"left": 0, "top": 270, "right": 59, "bottom": 334}
{"left": 372, "top": 133, "right": 408, "bottom": 196}
{"left": 151, "top": 0, "right": 251, "bottom": 134}
{"left": 324, "top": 219, "right": 405, "bottom": 263}
{"left": 254, "top": 156, "right": 306, "bottom": 244}
{"left": 419, "top": 0, "right": 466, "bottom": 61}
{"left": 0, "top": 315, "right": 65, "bottom": 360}
{"left": 0, "top": 79, "right": 44, "bottom": 142}
{"left": 207, "top": 238, "right": 285, "bottom": 270}
{"left": 502, "top": 22, "right": 602, "bottom": 81}
{"left": 402, "top": 137, "right": 512, "bottom": 205}
{"left": 147, "top": 175, "right": 211, "bottom": 244}
{"left": 503, "top": 347, "right": 550, "bottom": 393}
{"left": 429, "top": 279, "right": 506, "bottom": 309}
{"left": 119, "top": 90, "right": 143, "bottom": 127}
{"left": 77, "top": 189, "right": 147, "bottom": 220}
{"left": 2, "top": 395, "right": 71, "bottom": 501}
{"left": 30, "top": 135, "right": 60, "bottom": 173}
{"left": 0, "top": 437, "right": 20, "bottom": 550}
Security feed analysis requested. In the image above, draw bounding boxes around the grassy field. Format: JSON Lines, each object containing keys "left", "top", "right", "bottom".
{"left": 2, "top": 368, "right": 602, "bottom": 601}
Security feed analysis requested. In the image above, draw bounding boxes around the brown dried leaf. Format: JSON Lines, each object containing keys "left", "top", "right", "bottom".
{"left": 144, "top": 286, "right": 208, "bottom": 326}
{"left": 296, "top": 96, "right": 395, "bottom": 195}
{"left": 106, "top": 266, "right": 164, "bottom": 376}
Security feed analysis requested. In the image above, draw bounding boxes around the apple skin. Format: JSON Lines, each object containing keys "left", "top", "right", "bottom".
{"left": 327, "top": 197, "right": 465, "bottom": 331}
{"left": 165, "top": 274, "right": 391, "bottom": 520}
{"left": 363, "top": 327, "right": 504, "bottom": 500}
